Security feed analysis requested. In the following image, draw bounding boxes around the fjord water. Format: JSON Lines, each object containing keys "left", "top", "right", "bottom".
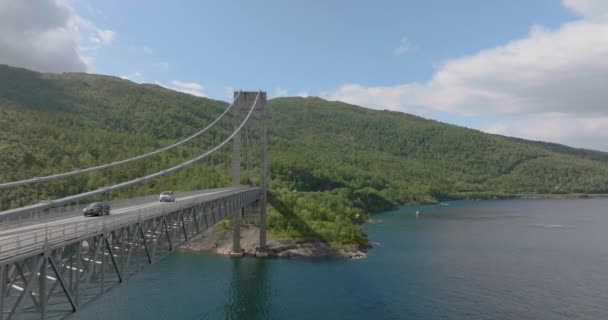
{"left": 75, "top": 199, "right": 608, "bottom": 320}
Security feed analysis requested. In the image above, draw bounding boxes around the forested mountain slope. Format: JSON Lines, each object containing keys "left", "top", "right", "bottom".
{"left": 1, "top": 65, "right": 607, "bottom": 244}
{"left": 269, "top": 97, "right": 608, "bottom": 204}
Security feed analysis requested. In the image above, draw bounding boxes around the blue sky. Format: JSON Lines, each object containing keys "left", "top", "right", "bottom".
{"left": 1, "top": 1, "right": 608, "bottom": 150}
{"left": 80, "top": 1, "right": 572, "bottom": 99}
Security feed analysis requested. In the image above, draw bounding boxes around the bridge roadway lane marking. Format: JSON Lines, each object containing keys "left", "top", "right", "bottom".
{"left": 0, "top": 188, "right": 238, "bottom": 238}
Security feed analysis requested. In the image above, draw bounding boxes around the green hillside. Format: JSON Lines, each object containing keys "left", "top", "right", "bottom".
{"left": 269, "top": 97, "right": 608, "bottom": 202}
{"left": 1, "top": 64, "right": 608, "bottom": 245}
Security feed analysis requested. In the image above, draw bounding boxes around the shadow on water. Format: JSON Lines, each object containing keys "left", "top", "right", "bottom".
{"left": 223, "top": 258, "right": 271, "bottom": 320}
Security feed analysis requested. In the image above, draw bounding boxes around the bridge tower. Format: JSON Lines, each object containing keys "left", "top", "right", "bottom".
{"left": 231, "top": 91, "right": 268, "bottom": 256}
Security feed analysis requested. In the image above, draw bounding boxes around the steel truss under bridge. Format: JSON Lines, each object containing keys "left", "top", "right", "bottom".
{"left": 0, "top": 189, "right": 259, "bottom": 320}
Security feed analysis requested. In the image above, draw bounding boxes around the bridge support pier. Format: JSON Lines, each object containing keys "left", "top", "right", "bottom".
{"left": 230, "top": 206, "right": 243, "bottom": 257}
{"left": 258, "top": 92, "right": 268, "bottom": 254}
{"left": 255, "top": 251, "right": 269, "bottom": 257}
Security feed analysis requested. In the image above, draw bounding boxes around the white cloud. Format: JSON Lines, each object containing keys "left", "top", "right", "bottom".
{"left": 0, "top": 0, "right": 115, "bottom": 73}
{"left": 327, "top": 20, "right": 608, "bottom": 117}
{"left": 80, "top": 24, "right": 115, "bottom": 51}
{"left": 483, "top": 114, "right": 608, "bottom": 151}
{"left": 158, "top": 80, "right": 207, "bottom": 97}
{"left": 562, "top": 0, "right": 608, "bottom": 20}
{"left": 483, "top": 122, "right": 508, "bottom": 135}
{"left": 81, "top": 0, "right": 103, "bottom": 16}
{"left": 274, "top": 86, "right": 288, "bottom": 97}
{"left": 322, "top": 1, "right": 608, "bottom": 150}
{"left": 97, "top": 29, "right": 115, "bottom": 44}
{"left": 392, "top": 37, "right": 411, "bottom": 56}
{"left": 120, "top": 71, "right": 142, "bottom": 81}
{"left": 296, "top": 90, "right": 309, "bottom": 98}
{"left": 171, "top": 80, "right": 203, "bottom": 91}
{"left": 323, "top": 83, "right": 424, "bottom": 111}
{"left": 420, "top": 21, "right": 608, "bottom": 116}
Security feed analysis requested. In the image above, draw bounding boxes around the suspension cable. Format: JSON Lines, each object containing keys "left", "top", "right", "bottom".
{"left": 0, "top": 91, "right": 243, "bottom": 190}
{"left": 0, "top": 92, "right": 261, "bottom": 216}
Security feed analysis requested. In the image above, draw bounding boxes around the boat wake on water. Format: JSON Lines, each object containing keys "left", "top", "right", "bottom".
{"left": 534, "top": 224, "right": 569, "bottom": 229}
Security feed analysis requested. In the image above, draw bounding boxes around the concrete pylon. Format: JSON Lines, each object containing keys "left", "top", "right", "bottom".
{"left": 230, "top": 91, "right": 268, "bottom": 257}
{"left": 257, "top": 91, "right": 268, "bottom": 257}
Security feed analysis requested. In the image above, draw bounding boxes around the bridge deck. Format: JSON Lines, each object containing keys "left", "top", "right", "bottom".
{"left": 0, "top": 187, "right": 258, "bottom": 263}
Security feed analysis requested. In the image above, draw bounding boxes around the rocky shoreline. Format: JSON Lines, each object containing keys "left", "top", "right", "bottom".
{"left": 179, "top": 225, "right": 370, "bottom": 259}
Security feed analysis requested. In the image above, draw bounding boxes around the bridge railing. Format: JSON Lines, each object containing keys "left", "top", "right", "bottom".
{"left": 0, "top": 188, "right": 260, "bottom": 262}
{"left": 0, "top": 188, "right": 234, "bottom": 229}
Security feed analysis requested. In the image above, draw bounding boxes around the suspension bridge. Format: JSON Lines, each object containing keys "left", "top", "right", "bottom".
{"left": 0, "top": 91, "right": 269, "bottom": 319}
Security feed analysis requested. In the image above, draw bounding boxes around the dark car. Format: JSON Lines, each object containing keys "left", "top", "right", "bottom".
{"left": 83, "top": 202, "right": 110, "bottom": 217}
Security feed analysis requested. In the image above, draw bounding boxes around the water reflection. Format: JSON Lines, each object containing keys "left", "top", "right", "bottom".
{"left": 224, "top": 258, "right": 270, "bottom": 320}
